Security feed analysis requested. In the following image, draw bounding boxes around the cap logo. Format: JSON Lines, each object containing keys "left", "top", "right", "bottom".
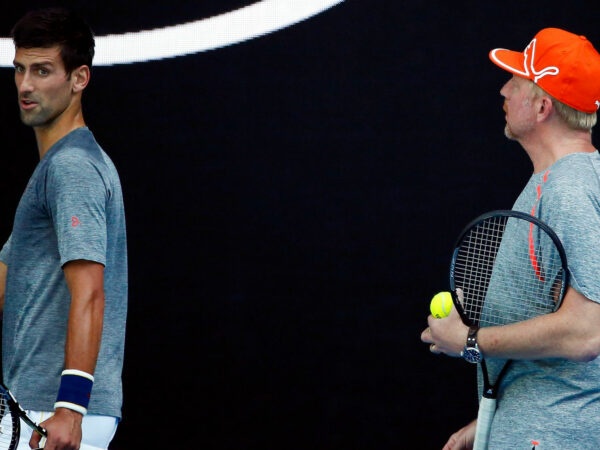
{"left": 491, "top": 38, "right": 559, "bottom": 84}
{"left": 521, "top": 38, "right": 560, "bottom": 83}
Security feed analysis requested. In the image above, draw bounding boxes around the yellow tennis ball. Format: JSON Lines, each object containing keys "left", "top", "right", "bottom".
{"left": 430, "top": 291, "right": 453, "bottom": 318}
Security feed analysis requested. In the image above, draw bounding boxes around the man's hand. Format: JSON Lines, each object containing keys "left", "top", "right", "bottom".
{"left": 33, "top": 408, "right": 83, "bottom": 450}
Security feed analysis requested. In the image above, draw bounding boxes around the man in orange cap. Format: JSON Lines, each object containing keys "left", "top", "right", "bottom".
{"left": 422, "top": 28, "right": 600, "bottom": 449}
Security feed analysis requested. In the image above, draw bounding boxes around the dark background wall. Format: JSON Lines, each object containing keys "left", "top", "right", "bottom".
{"left": 0, "top": 1, "right": 598, "bottom": 449}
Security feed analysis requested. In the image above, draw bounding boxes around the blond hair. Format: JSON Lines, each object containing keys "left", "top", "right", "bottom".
{"left": 531, "top": 83, "right": 597, "bottom": 131}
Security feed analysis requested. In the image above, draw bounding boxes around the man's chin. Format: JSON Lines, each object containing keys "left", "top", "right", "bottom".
{"left": 504, "top": 126, "right": 517, "bottom": 141}
{"left": 19, "top": 112, "right": 41, "bottom": 128}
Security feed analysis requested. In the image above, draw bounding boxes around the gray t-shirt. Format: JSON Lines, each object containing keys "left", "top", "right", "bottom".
{"left": 0, "top": 127, "right": 127, "bottom": 419}
{"left": 484, "top": 152, "right": 600, "bottom": 449}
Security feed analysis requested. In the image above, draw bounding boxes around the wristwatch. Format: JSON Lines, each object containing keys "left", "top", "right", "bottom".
{"left": 461, "top": 326, "right": 483, "bottom": 363}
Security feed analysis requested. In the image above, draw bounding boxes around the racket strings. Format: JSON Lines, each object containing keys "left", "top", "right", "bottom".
{"left": 0, "top": 392, "right": 18, "bottom": 450}
{"left": 455, "top": 217, "right": 506, "bottom": 323}
{"left": 453, "top": 215, "right": 565, "bottom": 327}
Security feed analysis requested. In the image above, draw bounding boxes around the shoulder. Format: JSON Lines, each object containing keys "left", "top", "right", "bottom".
{"left": 46, "top": 129, "right": 108, "bottom": 176}
{"left": 544, "top": 153, "right": 600, "bottom": 198}
{"left": 539, "top": 154, "right": 600, "bottom": 230}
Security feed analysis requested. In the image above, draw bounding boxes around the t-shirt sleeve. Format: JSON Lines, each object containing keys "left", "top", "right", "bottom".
{"left": 45, "top": 151, "right": 107, "bottom": 267}
{"left": 0, "top": 234, "right": 12, "bottom": 265}
{"left": 543, "top": 179, "right": 600, "bottom": 303}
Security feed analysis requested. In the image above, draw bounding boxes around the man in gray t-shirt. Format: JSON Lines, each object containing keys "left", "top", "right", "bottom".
{"left": 422, "top": 28, "right": 600, "bottom": 449}
{"left": 0, "top": 8, "right": 128, "bottom": 450}
{"left": 0, "top": 128, "right": 128, "bottom": 418}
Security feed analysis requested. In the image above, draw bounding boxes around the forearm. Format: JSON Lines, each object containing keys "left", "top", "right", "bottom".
{"left": 0, "top": 260, "right": 6, "bottom": 316}
{"left": 55, "top": 260, "right": 105, "bottom": 419}
{"left": 478, "top": 288, "right": 600, "bottom": 362}
{"left": 425, "top": 287, "right": 600, "bottom": 362}
{"left": 65, "top": 291, "right": 104, "bottom": 373}
{"left": 63, "top": 260, "right": 105, "bottom": 374}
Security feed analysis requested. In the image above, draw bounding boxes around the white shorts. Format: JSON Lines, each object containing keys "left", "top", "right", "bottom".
{"left": 18, "top": 411, "right": 118, "bottom": 450}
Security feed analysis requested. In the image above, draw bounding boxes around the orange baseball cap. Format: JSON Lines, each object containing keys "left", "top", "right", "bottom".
{"left": 489, "top": 28, "right": 600, "bottom": 113}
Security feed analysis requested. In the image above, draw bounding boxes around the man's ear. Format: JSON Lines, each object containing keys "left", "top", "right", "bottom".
{"left": 537, "top": 95, "right": 554, "bottom": 120}
{"left": 72, "top": 65, "right": 90, "bottom": 93}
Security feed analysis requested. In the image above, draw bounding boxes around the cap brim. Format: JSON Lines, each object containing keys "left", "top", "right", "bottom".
{"left": 489, "top": 48, "right": 531, "bottom": 79}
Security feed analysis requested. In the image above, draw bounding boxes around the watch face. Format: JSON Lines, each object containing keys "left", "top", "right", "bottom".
{"left": 462, "top": 347, "right": 482, "bottom": 363}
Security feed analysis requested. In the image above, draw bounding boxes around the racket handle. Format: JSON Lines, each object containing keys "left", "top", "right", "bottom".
{"left": 473, "top": 397, "right": 496, "bottom": 450}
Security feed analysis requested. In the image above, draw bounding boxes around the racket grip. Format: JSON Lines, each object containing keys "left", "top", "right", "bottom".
{"left": 473, "top": 397, "right": 496, "bottom": 450}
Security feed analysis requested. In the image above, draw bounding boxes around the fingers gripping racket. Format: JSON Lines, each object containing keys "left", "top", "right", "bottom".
{"left": 449, "top": 210, "right": 568, "bottom": 450}
{"left": 0, "top": 383, "right": 46, "bottom": 450}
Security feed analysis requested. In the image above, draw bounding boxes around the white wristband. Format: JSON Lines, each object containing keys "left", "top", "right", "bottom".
{"left": 61, "top": 369, "right": 94, "bottom": 381}
{"left": 54, "top": 401, "right": 88, "bottom": 415}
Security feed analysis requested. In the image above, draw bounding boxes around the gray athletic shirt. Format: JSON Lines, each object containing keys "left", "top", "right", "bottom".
{"left": 483, "top": 152, "right": 600, "bottom": 449}
{"left": 0, "top": 127, "right": 127, "bottom": 419}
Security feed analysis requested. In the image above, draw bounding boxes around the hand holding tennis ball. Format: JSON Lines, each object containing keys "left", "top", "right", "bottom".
{"left": 430, "top": 291, "right": 453, "bottom": 318}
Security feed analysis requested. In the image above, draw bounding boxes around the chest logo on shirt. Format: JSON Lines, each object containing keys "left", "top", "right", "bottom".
{"left": 71, "top": 216, "right": 81, "bottom": 227}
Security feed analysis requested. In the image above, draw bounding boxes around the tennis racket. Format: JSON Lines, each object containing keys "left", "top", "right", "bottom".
{"left": 449, "top": 210, "right": 568, "bottom": 450}
{"left": 0, "top": 382, "right": 46, "bottom": 450}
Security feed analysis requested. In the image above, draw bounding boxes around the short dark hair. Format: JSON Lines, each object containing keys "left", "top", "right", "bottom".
{"left": 11, "top": 7, "right": 95, "bottom": 73}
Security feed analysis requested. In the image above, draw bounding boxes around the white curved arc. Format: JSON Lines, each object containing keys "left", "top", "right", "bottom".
{"left": 0, "top": 0, "right": 344, "bottom": 67}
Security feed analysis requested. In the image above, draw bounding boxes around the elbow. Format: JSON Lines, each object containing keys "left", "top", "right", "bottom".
{"left": 572, "top": 351, "right": 599, "bottom": 363}
{"left": 568, "top": 337, "right": 600, "bottom": 362}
